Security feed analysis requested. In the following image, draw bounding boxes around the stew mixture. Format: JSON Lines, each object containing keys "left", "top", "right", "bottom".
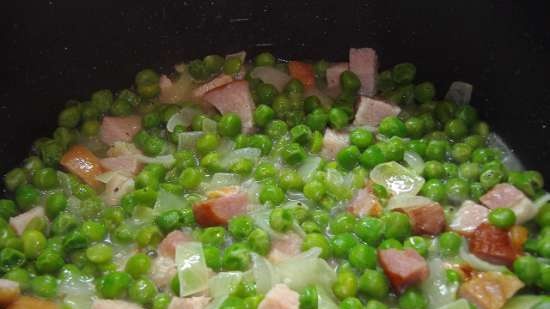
{"left": 0, "top": 48, "right": 549, "bottom": 309}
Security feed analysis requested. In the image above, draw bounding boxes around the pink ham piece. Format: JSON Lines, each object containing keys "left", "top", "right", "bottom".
{"left": 202, "top": 81, "right": 255, "bottom": 133}
{"left": 101, "top": 173, "right": 135, "bottom": 206}
{"left": 150, "top": 256, "right": 177, "bottom": 289}
{"left": 449, "top": 200, "right": 489, "bottom": 235}
{"left": 250, "top": 67, "right": 291, "bottom": 91}
{"left": 326, "top": 62, "right": 349, "bottom": 91}
{"left": 9, "top": 207, "right": 46, "bottom": 236}
{"left": 353, "top": 96, "right": 401, "bottom": 127}
{"left": 349, "top": 48, "right": 378, "bottom": 97}
{"left": 399, "top": 203, "right": 446, "bottom": 236}
{"left": 459, "top": 272, "right": 524, "bottom": 309}
{"left": 0, "top": 279, "right": 20, "bottom": 306}
{"left": 320, "top": 128, "right": 349, "bottom": 160}
{"left": 378, "top": 248, "right": 429, "bottom": 293}
{"left": 258, "top": 284, "right": 300, "bottom": 309}
{"left": 91, "top": 299, "right": 143, "bottom": 309}
{"left": 100, "top": 155, "right": 141, "bottom": 176}
{"left": 193, "top": 188, "right": 249, "bottom": 227}
{"left": 347, "top": 188, "right": 382, "bottom": 217}
{"left": 100, "top": 116, "right": 142, "bottom": 146}
{"left": 192, "top": 74, "right": 234, "bottom": 98}
{"left": 168, "top": 296, "right": 211, "bottom": 309}
{"left": 268, "top": 232, "right": 303, "bottom": 264}
{"left": 480, "top": 183, "right": 525, "bottom": 209}
{"left": 159, "top": 74, "right": 173, "bottom": 90}
{"left": 158, "top": 230, "right": 193, "bottom": 258}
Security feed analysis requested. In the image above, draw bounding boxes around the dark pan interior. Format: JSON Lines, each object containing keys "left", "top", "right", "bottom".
{"left": 2, "top": 1, "right": 550, "bottom": 181}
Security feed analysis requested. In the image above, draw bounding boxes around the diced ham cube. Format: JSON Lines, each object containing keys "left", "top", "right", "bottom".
{"left": 0, "top": 279, "right": 20, "bottom": 306}
{"left": 160, "top": 74, "right": 173, "bottom": 90}
{"left": 101, "top": 173, "right": 135, "bottom": 206}
{"left": 6, "top": 296, "right": 58, "bottom": 309}
{"left": 99, "top": 116, "right": 142, "bottom": 146}
{"left": 9, "top": 207, "right": 46, "bottom": 236}
{"left": 100, "top": 155, "right": 142, "bottom": 176}
{"left": 445, "top": 81, "right": 473, "bottom": 105}
{"left": 326, "top": 62, "right": 349, "bottom": 90}
{"left": 480, "top": 183, "right": 525, "bottom": 209}
{"left": 250, "top": 67, "right": 292, "bottom": 92}
{"left": 349, "top": 48, "right": 378, "bottom": 97}
{"left": 150, "top": 256, "right": 177, "bottom": 289}
{"left": 288, "top": 61, "right": 315, "bottom": 89}
{"left": 192, "top": 74, "right": 234, "bottom": 98}
{"left": 347, "top": 188, "right": 382, "bottom": 217}
{"left": 320, "top": 128, "right": 349, "bottom": 160}
{"left": 202, "top": 81, "right": 255, "bottom": 133}
{"left": 353, "top": 96, "right": 401, "bottom": 127}
{"left": 449, "top": 200, "right": 489, "bottom": 235}
{"left": 258, "top": 284, "right": 300, "bottom": 309}
{"left": 378, "top": 249, "right": 429, "bottom": 293}
{"left": 268, "top": 232, "right": 303, "bottom": 264}
{"left": 159, "top": 74, "right": 194, "bottom": 104}
{"left": 158, "top": 230, "right": 193, "bottom": 258}
{"left": 399, "top": 203, "right": 446, "bottom": 236}
{"left": 193, "top": 188, "right": 249, "bottom": 227}
{"left": 459, "top": 272, "right": 524, "bottom": 309}
{"left": 60, "top": 144, "right": 104, "bottom": 190}
{"left": 480, "top": 183, "right": 537, "bottom": 224}
{"left": 468, "top": 223, "right": 519, "bottom": 266}
{"left": 91, "top": 299, "right": 143, "bottom": 309}
{"left": 168, "top": 296, "right": 211, "bottom": 309}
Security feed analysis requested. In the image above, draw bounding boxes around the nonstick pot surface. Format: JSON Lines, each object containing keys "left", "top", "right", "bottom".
{"left": 2, "top": 1, "right": 550, "bottom": 181}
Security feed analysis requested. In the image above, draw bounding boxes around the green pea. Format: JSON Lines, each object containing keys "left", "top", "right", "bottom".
{"left": 44, "top": 192, "right": 67, "bottom": 219}
{"left": 445, "top": 269, "right": 462, "bottom": 284}
{"left": 336, "top": 146, "right": 361, "bottom": 170}
{"left": 348, "top": 244, "right": 377, "bottom": 270}
{"left": 266, "top": 120, "right": 289, "bottom": 139}
{"left": 488, "top": 208, "right": 516, "bottom": 229}
{"left": 328, "top": 213, "right": 355, "bottom": 235}
{"left": 399, "top": 288, "right": 428, "bottom": 309}
{"left": 63, "top": 230, "right": 89, "bottom": 252}
{"left": 15, "top": 184, "right": 39, "bottom": 211}
{"left": 472, "top": 121, "right": 490, "bottom": 138}
{"left": 53, "top": 127, "right": 77, "bottom": 149}
{"left": 255, "top": 83, "right": 279, "bottom": 106}
{"left": 98, "top": 271, "right": 132, "bottom": 298}
{"left": 135, "top": 69, "right": 160, "bottom": 87}
{"left": 4, "top": 268, "right": 31, "bottom": 291}
{"left": 203, "top": 54, "right": 225, "bottom": 73}
{"left": 439, "top": 231, "right": 462, "bottom": 256}
{"left": 58, "top": 106, "right": 81, "bottom": 128}
{"left": 299, "top": 285, "right": 318, "bottom": 309}
{"left": 451, "top": 143, "right": 472, "bottom": 163}
{"left": 414, "top": 82, "right": 435, "bottom": 103}
{"left": 302, "top": 233, "right": 331, "bottom": 258}
{"left": 349, "top": 128, "right": 373, "bottom": 150}
{"left": 0, "top": 248, "right": 26, "bottom": 273}
{"left": 187, "top": 59, "right": 209, "bottom": 80}
{"left": 303, "top": 180, "right": 326, "bottom": 202}
{"left": 419, "top": 179, "right": 445, "bottom": 202}
{"left": 405, "top": 117, "right": 425, "bottom": 138}
{"left": 446, "top": 178, "right": 470, "bottom": 204}
{"left": 513, "top": 255, "right": 541, "bottom": 285}
{"left": 254, "top": 52, "right": 276, "bottom": 66}
{"left": 403, "top": 236, "right": 429, "bottom": 257}
{"left": 142, "top": 111, "right": 162, "bottom": 129}
{"left": 31, "top": 275, "right": 58, "bottom": 299}
{"left": 424, "top": 140, "right": 447, "bottom": 161}
{"left": 35, "top": 250, "right": 64, "bottom": 274}
{"left": 222, "top": 243, "right": 251, "bottom": 271}
{"left": 218, "top": 113, "right": 242, "bottom": 137}
{"left": 257, "top": 184, "right": 284, "bottom": 205}
{"left": 0, "top": 200, "right": 16, "bottom": 221}
{"left": 354, "top": 217, "right": 384, "bottom": 246}
{"left": 358, "top": 269, "right": 389, "bottom": 299}
{"left": 304, "top": 96, "right": 321, "bottom": 114}
{"left": 458, "top": 162, "right": 481, "bottom": 181}
{"left": 247, "top": 228, "right": 271, "bottom": 256}
{"left": 178, "top": 167, "right": 203, "bottom": 190}
{"left": 340, "top": 297, "right": 363, "bottom": 309}
{"left": 305, "top": 108, "right": 329, "bottom": 132}
{"left": 328, "top": 107, "right": 350, "bottom": 130}
{"left": 155, "top": 210, "right": 183, "bottom": 234}
{"left": 129, "top": 278, "right": 157, "bottom": 305}
{"left": 110, "top": 99, "right": 132, "bottom": 116}
{"left": 90, "top": 89, "right": 113, "bottom": 113}
{"left": 423, "top": 161, "right": 445, "bottom": 179}
{"left": 340, "top": 71, "right": 361, "bottom": 93}
{"left": 200, "top": 227, "right": 226, "bottom": 247}
{"left": 199, "top": 245, "right": 221, "bottom": 271}
{"left": 331, "top": 233, "right": 358, "bottom": 258}
{"left": 249, "top": 134, "right": 273, "bottom": 155}
{"left": 537, "top": 203, "right": 550, "bottom": 228}
{"left": 290, "top": 125, "right": 312, "bottom": 146}
{"left": 254, "top": 162, "right": 277, "bottom": 181}
{"left": 378, "top": 238, "right": 402, "bottom": 250}
{"left": 22, "top": 230, "right": 47, "bottom": 259}
{"left": 377, "top": 116, "right": 406, "bottom": 138}
{"left": 285, "top": 79, "right": 304, "bottom": 98}
{"left": 269, "top": 208, "right": 293, "bottom": 232}
{"left": 359, "top": 145, "right": 385, "bottom": 169}
{"left": 153, "top": 293, "right": 172, "bottom": 309}
{"left": 281, "top": 143, "right": 307, "bottom": 165}
{"left": 219, "top": 296, "right": 246, "bottom": 309}
{"left": 224, "top": 57, "right": 243, "bottom": 75}
{"left": 445, "top": 119, "right": 468, "bottom": 140}
{"left": 443, "top": 162, "right": 459, "bottom": 179}
{"left": 480, "top": 168, "right": 504, "bottom": 190}
{"left": 254, "top": 104, "right": 275, "bottom": 127}
{"left": 333, "top": 271, "right": 358, "bottom": 300}
{"left": 392, "top": 63, "right": 416, "bottom": 84}
{"left": 4, "top": 168, "right": 28, "bottom": 192}
{"left": 365, "top": 300, "right": 389, "bottom": 309}
{"left": 85, "top": 243, "right": 112, "bottom": 264}
{"left": 196, "top": 133, "right": 220, "bottom": 155}
{"left": 381, "top": 212, "right": 411, "bottom": 241}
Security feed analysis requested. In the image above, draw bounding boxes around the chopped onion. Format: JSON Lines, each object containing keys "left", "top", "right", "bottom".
{"left": 217, "top": 139, "right": 236, "bottom": 155}
{"left": 534, "top": 192, "right": 550, "bottom": 209}
{"left": 220, "top": 148, "right": 262, "bottom": 169}
{"left": 421, "top": 258, "right": 458, "bottom": 309}
{"left": 136, "top": 154, "right": 175, "bottom": 168}
{"left": 208, "top": 272, "right": 243, "bottom": 298}
{"left": 154, "top": 189, "right": 190, "bottom": 214}
{"left": 459, "top": 240, "right": 507, "bottom": 272}
{"left": 387, "top": 195, "right": 433, "bottom": 210}
{"left": 501, "top": 296, "right": 546, "bottom": 309}
{"left": 249, "top": 208, "right": 282, "bottom": 238}
{"left": 275, "top": 251, "right": 336, "bottom": 292}
{"left": 298, "top": 156, "right": 322, "bottom": 182}
{"left": 241, "top": 178, "right": 261, "bottom": 204}
{"left": 370, "top": 162, "right": 425, "bottom": 196}
{"left": 317, "top": 286, "right": 339, "bottom": 309}
{"left": 251, "top": 253, "right": 279, "bottom": 294}
{"left": 487, "top": 133, "right": 524, "bottom": 171}
{"left": 203, "top": 173, "right": 241, "bottom": 192}
{"left": 166, "top": 107, "right": 199, "bottom": 132}
{"left": 404, "top": 151, "right": 425, "bottom": 175}
{"left": 59, "top": 276, "right": 95, "bottom": 309}
{"left": 250, "top": 67, "right": 291, "bottom": 91}
{"left": 202, "top": 118, "right": 218, "bottom": 133}
{"left": 175, "top": 242, "right": 209, "bottom": 297}
{"left": 95, "top": 171, "right": 118, "bottom": 184}
{"left": 437, "top": 299, "right": 470, "bottom": 309}
{"left": 178, "top": 131, "right": 204, "bottom": 151}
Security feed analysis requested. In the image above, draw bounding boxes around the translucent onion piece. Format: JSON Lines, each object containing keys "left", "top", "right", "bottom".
{"left": 370, "top": 162, "right": 425, "bottom": 196}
